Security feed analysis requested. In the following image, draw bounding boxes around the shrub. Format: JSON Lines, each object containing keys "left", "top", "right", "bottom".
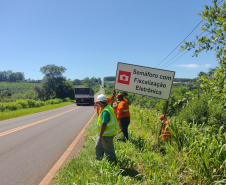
{"left": 63, "top": 97, "right": 71, "bottom": 102}
{"left": 34, "top": 101, "right": 45, "bottom": 107}
{"left": 178, "top": 95, "right": 208, "bottom": 125}
{"left": 46, "top": 98, "right": 62, "bottom": 105}
{"left": 16, "top": 99, "right": 29, "bottom": 108}
{"left": 0, "top": 103, "right": 6, "bottom": 111}
{"left": 6, "top": 102, "right": 23, "bottom": 111}
{"left": 27, "top": 99, "right": 36, "bottom": 107}
{"left": 208, "top": 100, "right": 226, "bottom": 128}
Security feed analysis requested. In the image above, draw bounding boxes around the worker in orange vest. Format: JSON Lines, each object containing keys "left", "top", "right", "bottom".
{"left": 160, "top": 115, "right": 171, "bottom": 143}
{"left": 113, "top": 99, "right": 121, "bottom": 131}
{"left": 117, "top": 93, "right": 130, "bottom": 141}
{"left": 94, "top": 101, "right": 101, "bottom": 116}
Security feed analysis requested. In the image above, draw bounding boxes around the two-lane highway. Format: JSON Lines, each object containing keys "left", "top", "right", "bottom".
{"left": 0, "top": 103, "right": 95, "bottom": 185}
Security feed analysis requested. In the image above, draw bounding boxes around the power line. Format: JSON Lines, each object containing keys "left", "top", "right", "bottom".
{"left": 163, "top": 32, "right": 210, "bottom": 69}
{"left": 163, "top": 51, "right": 188, "bottom": 69}
{"left": 155, "top": 21, "right": 203, "bottom": 68}
{"left": 156, "top": 0, "right": 225, "bottom": 68}
{"left": 159, "top": 31, "right": 206, "bottom": 69}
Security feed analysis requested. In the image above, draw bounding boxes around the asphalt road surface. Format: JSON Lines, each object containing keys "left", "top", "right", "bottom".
{"left": 0, "top": 88, "right": 104, "bottom": 185}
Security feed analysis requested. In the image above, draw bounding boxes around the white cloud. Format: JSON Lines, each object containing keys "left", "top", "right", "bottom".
{"left": 176, "top": 64, "right": 211, "bottom": 69}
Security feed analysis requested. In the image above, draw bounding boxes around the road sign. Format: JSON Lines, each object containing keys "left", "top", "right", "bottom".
{"left": 114, "top": 62, "right": 175, "bottom": 100}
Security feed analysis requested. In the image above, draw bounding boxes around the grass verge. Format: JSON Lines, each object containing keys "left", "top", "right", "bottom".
{"left": 0, "top": 102, "right": 74, "bottom": 121}
{"left": 52, "top": 105, "right": 226, "bottom": 185}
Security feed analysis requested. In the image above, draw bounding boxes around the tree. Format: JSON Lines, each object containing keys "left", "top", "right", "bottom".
{"left": 198, "top": 71, "right": 207, "bottom": 77}
{"left": 37, "top": 64, "right": 74, "bottom": 100}
{"left": 0, "top": 71, "right": 24, "bottom": 82}
{"left": 54, "top": 78, "right": 74, "bottom": 99}
{"left": 40, "top": 64, "right": 66, "bottom": 79}
{"left": 8, "top": 72, "right": 24, "bottom": 82}
{"left": 73, "top": 79, "right": 82, "bottom": 85}
{"left": 181, "top": 0, "right": 226, "bottom": 101}
{"left": 98, "top": 77, "right": 102, "bottom": 84}
{"left": 82, "top": 77, "right": 90, "bottom": 85}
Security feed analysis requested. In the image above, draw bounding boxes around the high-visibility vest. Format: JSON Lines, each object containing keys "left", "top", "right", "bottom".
{"left": 117, "top": 98, "right": 130, "bottom": 118}
{"left": 97, "top": 105, "right": 120, "bottom": 136}
{"left": 161, "top": 120, "right": 171, "bottom": 137}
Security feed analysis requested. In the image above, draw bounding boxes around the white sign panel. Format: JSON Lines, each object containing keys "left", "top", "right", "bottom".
{"left": 114, "top": 62, "right": 175, "bottom": 100}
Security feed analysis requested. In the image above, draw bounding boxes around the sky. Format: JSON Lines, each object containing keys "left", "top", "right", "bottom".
{"left": 0, "top": 0, "right": 221, "bottom": 81}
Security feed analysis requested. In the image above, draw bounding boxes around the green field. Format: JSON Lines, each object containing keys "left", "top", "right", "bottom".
{"left": 0, "top": 82, "right": 40, "bottom": 101}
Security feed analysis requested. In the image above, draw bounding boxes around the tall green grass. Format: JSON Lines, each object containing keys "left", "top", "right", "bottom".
{"left": 53, "top": 105, "right": 226, "bottom": 184}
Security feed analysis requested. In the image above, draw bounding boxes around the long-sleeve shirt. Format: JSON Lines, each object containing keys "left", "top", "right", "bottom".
{"left": 117, "top": 98, "right": 130, "bottom": 119}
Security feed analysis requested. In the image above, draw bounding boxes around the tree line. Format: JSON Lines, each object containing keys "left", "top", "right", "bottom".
{"left": 0, "top": 70, "right": 25, "bottom": 82}
{"left": 33, "top": 65, "right": 102, "bottom": 100}
{"left": 72, "top": 77, "right": 101, "bottom": 86}
{"left": 0, "top": 65, "right": 102, "bottom": 101}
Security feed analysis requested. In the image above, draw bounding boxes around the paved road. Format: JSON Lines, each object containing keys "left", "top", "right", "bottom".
{"left": 0, "top": 88, "right": 104, "bottom": 185}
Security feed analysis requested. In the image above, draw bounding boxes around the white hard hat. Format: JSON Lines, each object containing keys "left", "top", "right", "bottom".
{"left": 96, "top": 94, "right": 107, "bottom": 102}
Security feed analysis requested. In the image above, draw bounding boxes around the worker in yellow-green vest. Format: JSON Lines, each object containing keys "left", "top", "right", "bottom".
{"left": 95, "top": 94, "right": 120, "bottom": 161}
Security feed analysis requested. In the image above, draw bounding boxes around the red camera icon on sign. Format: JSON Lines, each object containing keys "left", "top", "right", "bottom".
{"left": 120, "top": 75, "right": 129, "bottom": 81}
{"left": 118, "top": 70, "right": 131, "bottom": 85}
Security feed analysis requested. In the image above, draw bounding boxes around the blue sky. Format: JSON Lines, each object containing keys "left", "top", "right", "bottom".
{"left": 0, "top": 0, "right": 220, "bottom": 80}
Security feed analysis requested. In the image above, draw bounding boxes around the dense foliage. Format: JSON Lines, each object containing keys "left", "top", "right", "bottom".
{"left": 181, "top": 0, "right": 226, "bottom": 105}
{"left": 0, "top": 70, "right": 25, "bottom": 82}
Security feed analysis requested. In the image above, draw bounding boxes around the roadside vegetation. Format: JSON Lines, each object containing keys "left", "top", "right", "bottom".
{"left": 52, "top": 69, "right": 226, "bottom": 184}
{"left": 53, "top": 104, "right": 225, "bottom": 184}
{"left": 53, "top": 1, "right": 226, "bottom": 184}
{"left": 53, "top": 71, "right": 226, "bottom": 184}
{"left": 0, "top": 65, "right": 101, "bottom": 121}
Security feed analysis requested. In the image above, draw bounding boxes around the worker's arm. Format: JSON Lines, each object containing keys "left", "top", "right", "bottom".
{"left": 113, "top": 104, "right": 118, "bottom": 109}
{"left": 94, "top": 102, "right": 97, "bottom": 109}
{"left": 109, "top": 90, "right": 116, "bottom": 102}
{"left": 117, "top": 102, "right": 124, "bottom": 118}
{"left": 113, "top": 102, "right": 119, "bottom": 109}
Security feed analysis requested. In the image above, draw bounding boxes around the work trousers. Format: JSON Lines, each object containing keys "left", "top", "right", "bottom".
{"left": 95, "top": 136, "right": 116, "bottom": 161}
{"left": 119, "top": 117, "right": 130, "bottom": 140}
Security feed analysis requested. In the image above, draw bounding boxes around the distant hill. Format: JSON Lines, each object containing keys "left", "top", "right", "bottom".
{"left": 173, "top": 78, "right": 192, "bottom": 83}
